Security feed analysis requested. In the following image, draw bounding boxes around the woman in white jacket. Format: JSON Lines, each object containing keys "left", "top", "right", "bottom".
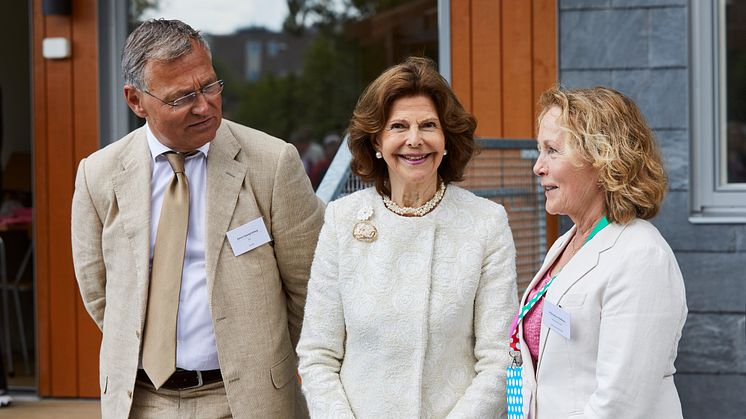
{"left": 297, "top": 57, "right": 518, "bottom": 418}
{"left": 509, "top": 87, "right": 687, "bottom": 419}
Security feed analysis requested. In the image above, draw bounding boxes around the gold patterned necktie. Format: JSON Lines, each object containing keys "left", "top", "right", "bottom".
{"left": 142, "top": 151, "right": 195, "bottom": 389}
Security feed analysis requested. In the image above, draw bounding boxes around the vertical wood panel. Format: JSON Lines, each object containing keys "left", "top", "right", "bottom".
{"left": 34, "top": 0, "right": 102, "bottom": 397}
{"left": 502, "top": 0, "right": 534, "bottom": 138}
{"left": 471, "top": 0, "right": 502, "bottom": 137}
{"left": 532, "top": 0, "right": 558, "bottom": 133}
{"left": 45, "top": 13, "right": 79, "bottom": 396}
{"left": 450, "top": 0, "right": 472, "bottom": 111}
{"left": 72, "top": 0, "right": 102, "bottom": 397}
{"left": 32, "top": 0, "right": 51, "bottom": 396}
{"left": 532, "top": 0, "right": 559, "bottom": 248}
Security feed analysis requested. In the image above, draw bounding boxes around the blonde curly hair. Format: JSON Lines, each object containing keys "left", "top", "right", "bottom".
{"left": 538, "top": 86, "right": 667, "bottom": 224}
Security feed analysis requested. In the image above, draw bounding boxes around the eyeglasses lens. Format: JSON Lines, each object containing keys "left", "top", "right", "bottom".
{"left": 172, "top": 80, "right": 224, "bottom": 108}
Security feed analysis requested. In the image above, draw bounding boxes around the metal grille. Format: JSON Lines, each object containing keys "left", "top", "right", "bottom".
{"left": 340, "top": 173, "right": 372, "bottom": 198}
{"left": 461, "top": 139, "right": 545, "bottom": 291}
{"left": 317, "top": 137, "right": 545, "bottom": 291}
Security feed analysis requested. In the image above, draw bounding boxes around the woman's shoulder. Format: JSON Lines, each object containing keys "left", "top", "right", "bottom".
{"left": 616, "top": 218, "right": 675, "bottom": 255}
{"left": 327, "top": 187, "right": 379, "bottom": 219}
{"left": 444, "top": 185, "right": 508, "bottom": 219}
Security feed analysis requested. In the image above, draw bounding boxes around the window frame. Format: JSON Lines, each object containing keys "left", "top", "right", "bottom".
{"left": 690, "top": 0, "right": 746, "bottom": 223}
{"left": 98, "top": 1, "right": 130, "bottom": 146}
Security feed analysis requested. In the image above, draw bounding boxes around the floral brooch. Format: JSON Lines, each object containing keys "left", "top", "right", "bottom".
{"left": 352, "top": 205, "right": 377, "bottom": 242}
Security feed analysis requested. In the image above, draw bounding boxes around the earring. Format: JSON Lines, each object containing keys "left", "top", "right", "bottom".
{"left": 375, "top": 151, "right": 383, "bottom": 159}
{"left": 443, "top": 149, "right": 448, "bottom": 156}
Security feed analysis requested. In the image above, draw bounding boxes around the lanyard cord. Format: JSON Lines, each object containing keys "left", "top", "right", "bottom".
{"left": 509, "top": 216, "right": 610, "bottom": 353}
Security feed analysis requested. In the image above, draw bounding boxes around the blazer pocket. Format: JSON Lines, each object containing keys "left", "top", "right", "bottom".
{"left": 559, "top": 293, "right": 586, "bottom": 308}
{"left": 270, "top": 353, "right": 296, "bottom": 389}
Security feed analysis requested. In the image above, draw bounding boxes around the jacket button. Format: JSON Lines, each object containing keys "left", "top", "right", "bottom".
{"left": 135, "top": 330, "right": 140, "bottom": 338}
{"left": 127, "top": 390, "right": 133, "bottom": 399}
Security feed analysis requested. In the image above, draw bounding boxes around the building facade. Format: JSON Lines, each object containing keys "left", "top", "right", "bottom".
{"left": 16, "top": 1, "right": 745, "bottom": 417}
{"left": 557, "top": 1, "right": 745, "bottom": 417}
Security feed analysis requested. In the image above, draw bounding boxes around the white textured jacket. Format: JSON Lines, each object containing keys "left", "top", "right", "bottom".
{"left": 297, "top": 186, "right": 518, "bottom": 418}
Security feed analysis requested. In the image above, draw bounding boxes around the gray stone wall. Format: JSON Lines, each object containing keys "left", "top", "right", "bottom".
{"left": 557, "top": 1, "right": 746, "bottom": 418}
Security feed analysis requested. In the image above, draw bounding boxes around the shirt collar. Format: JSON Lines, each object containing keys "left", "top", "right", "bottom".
{"left": 145, "top": 123, "right": 211, "bottom": 162}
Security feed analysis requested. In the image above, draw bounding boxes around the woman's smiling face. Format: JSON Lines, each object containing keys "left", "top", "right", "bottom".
{"left": 376, "top": 94, "right": 446, "bottom": 192}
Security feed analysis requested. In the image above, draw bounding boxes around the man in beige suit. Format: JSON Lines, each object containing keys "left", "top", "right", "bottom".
{"left": 71, "top": 19, "right": 324, "bottom": 419}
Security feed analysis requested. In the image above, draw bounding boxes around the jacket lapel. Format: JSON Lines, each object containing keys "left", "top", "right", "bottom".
{"left": 536, "top": 222, "right": 626, "bottom": 369}
{"left": 520, "top": 230, "right": 573, "bottom": 306}
{"left": 204, "top": 122, "right": 249, "bottom": 295}
{"left": 517, "top": 229, "right": 573, "bottom": 416}
{"left": 111, "top": 129, "right": 152, "bottom": 328}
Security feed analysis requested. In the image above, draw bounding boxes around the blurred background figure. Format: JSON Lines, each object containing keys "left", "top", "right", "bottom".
{"left": 289, "top": 127, "right": 324, "bottom": 179}
{"left": 309, "top": 133, "right": 341, "bottom": 189}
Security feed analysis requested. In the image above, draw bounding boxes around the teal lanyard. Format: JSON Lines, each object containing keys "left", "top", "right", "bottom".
{"left": 509, "top": 216, "right": 609, "bottom": 352}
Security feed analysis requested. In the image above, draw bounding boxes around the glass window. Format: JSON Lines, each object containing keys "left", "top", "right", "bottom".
{"left": 691, "top": 0, "right": 746, "bottom": 221}
{"left": 245, "top": 40, "right": 262, "bottom": 81}
{"left": 724, "top": 0, "right": 746, "bottom": 185}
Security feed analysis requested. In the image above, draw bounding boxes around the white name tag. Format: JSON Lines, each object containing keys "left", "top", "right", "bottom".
{"left": 226, "top": 217, "right": 272, "bottom": 256}
{"left": 543, "top": 300, "right": 571, "bottom": 340}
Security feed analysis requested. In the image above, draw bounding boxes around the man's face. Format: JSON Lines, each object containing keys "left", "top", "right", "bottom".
{"left": 124, "top": 41, "right": 222, "bottom": 151}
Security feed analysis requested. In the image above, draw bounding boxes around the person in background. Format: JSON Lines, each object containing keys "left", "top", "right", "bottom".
{"left": 297, "top": 56, "right": 518, "bottom": 418}
{"left": 309, "top": 133, "right": 341, "bottom": 189}
{"left": 510, "top": 86, "right": 687, "bottom": 419}
{"left": 289, "top": 127, "right": 324, "bottom": 177}
{"left": 71, "top": 19, "right": 324, "bottom": 419}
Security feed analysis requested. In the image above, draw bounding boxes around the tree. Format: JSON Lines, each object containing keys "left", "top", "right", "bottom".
{"left": 129, "top": 0, "right": 159, "bottom": 24}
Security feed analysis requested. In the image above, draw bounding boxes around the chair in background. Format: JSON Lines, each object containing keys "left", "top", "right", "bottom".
{"left": 0, "top": 228, "right": 32, "bottom": 376}
{"left": 0, "top": 151, "right": 33, "bottom": 377}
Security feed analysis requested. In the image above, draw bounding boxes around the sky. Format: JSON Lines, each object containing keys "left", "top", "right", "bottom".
{"left": 140, "top": 0, "right": 290, "bottom": 35}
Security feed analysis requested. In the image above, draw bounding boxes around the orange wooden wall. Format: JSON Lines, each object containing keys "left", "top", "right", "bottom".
{"left": 32, "top": 0, "right": 101, "bottom": 397}
{"left": 450, "top": 0, "right": 559, "bottom": 245}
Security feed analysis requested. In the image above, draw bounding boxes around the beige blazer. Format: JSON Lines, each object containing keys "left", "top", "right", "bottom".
{"left": 71, "top": 120, "right": 325, "bottom": 419}
{"left": 517, "top": 219, "right": 687, "bottom": 419}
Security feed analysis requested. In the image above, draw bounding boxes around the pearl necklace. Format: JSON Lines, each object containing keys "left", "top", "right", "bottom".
{"left": 382, "top": 182, "right": 446, "bottom": 217}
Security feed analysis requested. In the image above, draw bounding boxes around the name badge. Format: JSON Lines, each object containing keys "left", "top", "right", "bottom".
{"left": 543, "top": 300, "right": 571, "bottom": 340}
{"left": 226, "top": 217, "right": 272, "bottom": 256}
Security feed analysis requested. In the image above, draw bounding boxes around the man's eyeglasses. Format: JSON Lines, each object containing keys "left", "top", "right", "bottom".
{"left": 144, "top": 79, "right": 224, "bottom": 109}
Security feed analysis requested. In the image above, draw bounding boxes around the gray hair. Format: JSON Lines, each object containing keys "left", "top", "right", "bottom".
{"left": 122, "top": 19, "right": 212, "bottom": 90}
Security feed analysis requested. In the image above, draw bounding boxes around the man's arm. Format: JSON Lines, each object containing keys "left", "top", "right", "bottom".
{"left": 270, "top": 143, "right": 325, "bottom": 347}
{"left": 71, "top": 158, "right": 107, "bottom": 330}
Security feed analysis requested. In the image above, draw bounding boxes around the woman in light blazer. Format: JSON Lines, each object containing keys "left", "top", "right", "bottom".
{"left": 508, "top": 87, "right": 687, "bottom": 419}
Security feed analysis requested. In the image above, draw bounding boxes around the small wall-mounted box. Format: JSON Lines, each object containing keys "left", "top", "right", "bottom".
{"left": 42, "top": 37, "right": 71, "bottom": 59}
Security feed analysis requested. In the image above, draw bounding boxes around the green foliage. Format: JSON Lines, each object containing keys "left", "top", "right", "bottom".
{"left": 231, "top": 74, "right": 301, "bottom": 140}
{"left": 129, "top": 0, "right": 159, "bottom": 25}
{"left": 296, "top": 32, "right": 362, "bottom": 138}
{"left": 228, "top": 32, "right": 362, "bottom": 141}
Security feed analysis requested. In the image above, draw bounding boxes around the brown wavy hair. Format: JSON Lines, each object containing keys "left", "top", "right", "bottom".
{"left": 347, "top": 57, "right": 477, "bottom": 196}
{"left": 538, "top": 86, "right": 667, "bottom": 224}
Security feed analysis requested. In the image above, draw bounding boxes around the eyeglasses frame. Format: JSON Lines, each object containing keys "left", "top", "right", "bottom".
{"left": 143, "top": 79, "right": 225, "bottom": 109}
